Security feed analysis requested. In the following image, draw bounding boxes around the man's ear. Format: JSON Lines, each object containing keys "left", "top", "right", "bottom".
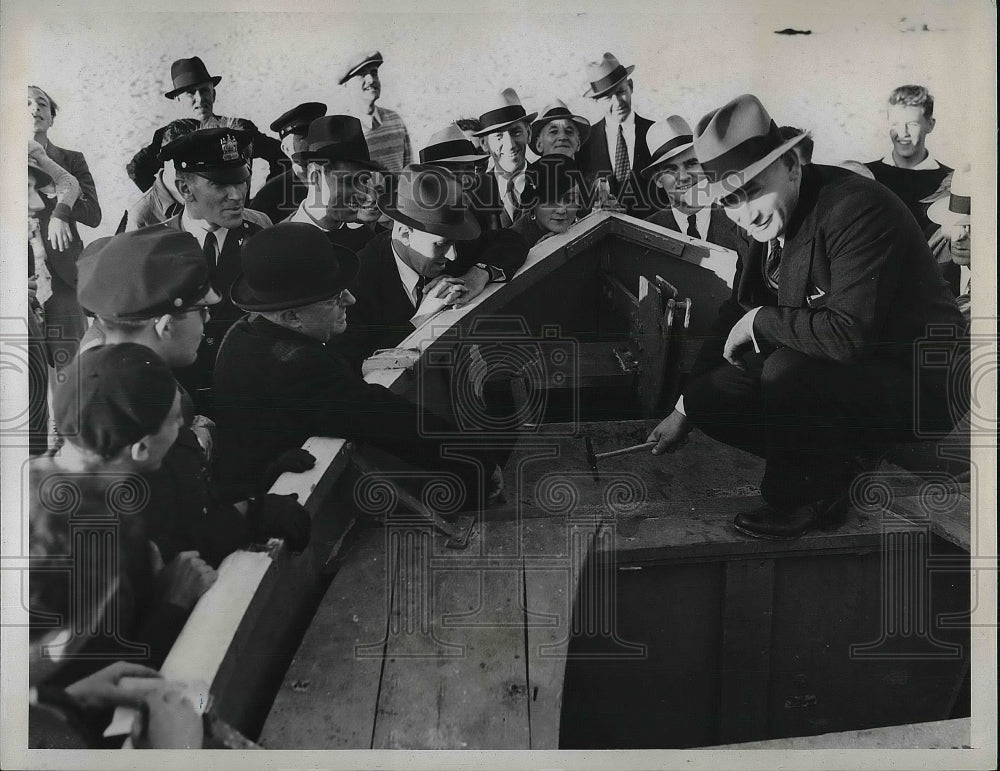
{"left": 395, "top": 223, "right": 412, "bottom": 246}
{"left": 130, "top": 439, "right": 151, "bottom": 464}
{"left": 279, "top": 308, "right": 301, "bottom": 328}
{"left": 626, "top": 78, "right": 634, "bottom": 92}
{"left": 926, "top": 116, "right": 936, "bottom": 135}
{"left": 174, "top": 175, "right": 194, "bottom": 202}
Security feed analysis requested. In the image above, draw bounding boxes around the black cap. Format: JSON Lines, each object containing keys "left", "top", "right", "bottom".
{"left": 78, "top": 228, "right": 217, "bottom": 319}
{"left": 54, "top": 343, "right": 178, "bottom": 459}
{"left": 293, "top": 115, "right": 384, "bottom": 170}
{"left": 160, "top": 127, "right": 253, "bottom": 184}
{"left": 270, "top": 102, "right": 327, "bottom": 138}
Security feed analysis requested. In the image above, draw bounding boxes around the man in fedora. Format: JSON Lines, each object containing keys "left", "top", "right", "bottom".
{"left": 248, "top": 102, "right": 327, "bottom": 224}
{"left": 531, "top": 100, "right": 591, "bottom": 160}
{"left": 339, "top": 50, "right": 412, "bottom": 172}
{"left": 335, "top": 163, "right": 512, "bottom": 366}
{"left": 285, "top": 115, "right": 386, "bottom": 254}
{"left": 647, "top": 94, "right": 965, "bottom": 539}
{"left": 472, "top": 88, "right": 537, "bottom": 229}
{"left": 154, "top": 127, "right": 272, "bottom": 413}
{"left": 642, "top": 115, "right": 748, "bottom": 253}
{"left": 419, "top": 123, "right": 490, "bottom": 172}
{"left": 127, "top": 56, "right": 284, "bottom": 193}
{"left": 76, "top": 228, "right": 311, "bottom": 562}
{"left": 926, "top": 166, "right": 972, "bottom": 324}
{"left": 212, "top": 222, "right": 502, "bottom": 510}
{"left": 578, "top": 52, "right": 655, "bottom": 219}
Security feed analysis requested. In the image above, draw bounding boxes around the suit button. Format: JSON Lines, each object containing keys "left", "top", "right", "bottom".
{"left": 206, "top": 337, "right": 215, "bottom": 346}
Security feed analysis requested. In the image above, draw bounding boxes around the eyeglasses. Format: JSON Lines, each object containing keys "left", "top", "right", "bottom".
{"left": 181, "top": 305, "right": 212, "bottom": 322}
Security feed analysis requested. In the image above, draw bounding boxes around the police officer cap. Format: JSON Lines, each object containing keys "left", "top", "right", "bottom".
{"left": 54, "top": 343, "right": 178, "bottom": 459}
{"left": 160, "top": 127, "right": 253, "bottom": 184}
{"left": 270, "top": 102, "right": 327, "bottom": 138}
{"left": 78, "top": 228, "right": 216, "bottom": 319}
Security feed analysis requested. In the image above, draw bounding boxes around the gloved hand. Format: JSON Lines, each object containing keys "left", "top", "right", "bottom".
{"left": 260, "top": 448, "right": 316, "bottom": 493}
{"left": 246, "top": 493, "right": 311, "bottom": 551}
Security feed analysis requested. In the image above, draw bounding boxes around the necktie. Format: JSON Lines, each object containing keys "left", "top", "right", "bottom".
{"left": 501, "top": 177, "right": 516, "bottom": 227}
{"left": 763, "top": 239, "right": 782, "bottom": 291}
{"left": 203, "top": 230, "right": 218, "bottom": 271}
{"left": 686, "top": 213, "right": 700, "bottom": 239}
{"left": 414, "top": 275, "right": 427, "bottom": 307}
{"left": 613, "top": 124, "right": 630, "bottom": 184}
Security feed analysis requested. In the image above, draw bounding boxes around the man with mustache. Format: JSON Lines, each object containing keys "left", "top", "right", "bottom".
{"left": 283, "top": 115, "right": 385, "bottom": 254}
{"left": 577, "top": 52, "right": 655, "bottom": 218}
{"left": 127, "top": 57, "right": 284, "bottom": 193}
{"left": 155, "top": 127, "right": 272, "bottom": 413}
{"left": 340, "top": 50, "right": 412, "bottom": 173}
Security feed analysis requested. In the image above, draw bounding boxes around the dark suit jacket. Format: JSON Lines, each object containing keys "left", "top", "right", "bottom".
{"left": 335, "top": 229, "right": 529, "bottom": 368}
{"left": 34, "top": 143, "right": 102, "bottom": 287}
{"left": 212, "top": 315, "right": 489, "bottom": 504}
{"left": 578, "top": 115, "right": 655, "bottom": 219}
{"left": 645, "top": 206, "right": 749, "bottom": 256}
{"left": 701, "top": 164, "right": 963, "bottom": 373}
{"left": 249, "top": 165, "right": 308, "bottom": 224}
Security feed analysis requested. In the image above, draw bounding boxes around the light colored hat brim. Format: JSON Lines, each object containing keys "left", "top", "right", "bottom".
{"left": 640, "top": 140, "right": 695, "bottom": 178}
{"left": 700, "top": 132, "right": 808, "bottom": 203}
{"left": 927, "top": 196, "right": 970, "bottom": 226}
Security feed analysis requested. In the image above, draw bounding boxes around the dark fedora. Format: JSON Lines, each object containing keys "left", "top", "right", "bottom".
{"left": 640, "top": 115, "right": 695, "bottom": 178}
{"left": 522, "top": 155, "right": 583, "bottom": 208}
{"left": 270, "top": 102, "right": 327, "bottom": 138}
{"left": 293, "top": 115, "right": 384, "bottom": 170}
{"left": 473, "top": 88, "right": 537, "bottom": 137}
{"left": 379, "top": 164, "right": 481, "bottom": 241}
{"left": 164, "top": 56, "right": 222, "bottom": 99}
{"left": 693, "top": 94, "right": 808, "bottom": 201}
{"left": 530, "top": 100, "right": 591, "bottom": 151}
{"left": 231, "top": 222, "right": 360, "bottom": 311}
{"left": 419, "top": 123, "right": 488, "bottom": 166}
{"left": 582, "top": 52, "right": 635, "bottom": 99}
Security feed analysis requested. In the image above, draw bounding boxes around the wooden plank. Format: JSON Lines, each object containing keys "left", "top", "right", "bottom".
{"left": 372, "top": 520, "right": 529, "bottom": 749}
{"left": 891, "top": 493, "right": 971, "bottom": 553}
{"left": 260, "top": 525, "right": 395, "bottom": 749}
{"left": 709, "top": 717, "right": 971, "bottom": 749}
{"left": 521, "top": 514, "right": 600, "bottom": 749}
{"left": 718, "top": 558, "right": 776, "bottom": 743}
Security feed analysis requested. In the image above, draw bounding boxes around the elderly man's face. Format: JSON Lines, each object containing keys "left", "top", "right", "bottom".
{"left": 28, "top": 87, "right": 54, "bottom": 135}
{"left": 178, "top": 174, "right": 247, "bottom": 229}
{"left": 720, "top": 155, "right": 801, "bottom": 243}
{"left": 598, "top": 79, "right": 633, "bottom": 125}
{"left": 176, "top": 82, "right": 216, "bottom": 122}
{"left": 349, "top": 65, "right": 381, "bottom": 107}
{"left": 653, "top": 146, "right": 705, "bottom": 208}
{"left": 887, "top": 104, "right": 934, "bottom": 163}
{"left": 485, "top": 121, "right": 529, "bottom": 174}
{"left": 294, "top": 290, "right": 356, "bottom": 342}
{"left": 536, "top": 119, "right": 581, "bottom": 158}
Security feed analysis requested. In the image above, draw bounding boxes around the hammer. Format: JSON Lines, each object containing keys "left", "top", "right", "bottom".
{"left": 584, "top": 436, "right": 657, "bottom": 482}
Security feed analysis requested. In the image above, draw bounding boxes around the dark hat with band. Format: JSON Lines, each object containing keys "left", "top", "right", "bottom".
{"left": 927, "top": 167, "right": 971, "bottom": 226}
{"left": 54, "top": 343, "right": 178, "bottom": 459}
{"left": 165, "top": 56, "right": 222, "bottom": 99}
{"left": 270, "top": 102, "right": 328, "bottom": 138}
{"left": 693, "top": 94, "right": 808, "bottom": 202}
{"left": 582, "top": 52, "right": 635, "bottom": 99}
{"left": 379, "top": 164, "right": 481, "bottom": 241}
{"left": 293, "top": 115, "right": 384, "bottom": 170}
{"left": 231, "top": 222, "right": 360, "bottom": 311}
{"left": 160, "top": 127, "right": 253, "bottom": 185}
{"left": 419, "top": 123, "right": 488, "bottom": 165}
{"left": 474, "top": 88, "right": 537, "bottom": 137}
{"left": 78, "top": 228, "right": 217, "bottom": 319}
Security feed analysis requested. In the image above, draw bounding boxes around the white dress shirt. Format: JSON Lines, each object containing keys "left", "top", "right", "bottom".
{"left": 491, "top": 164, "right": 527, "bottom": 222}
{"left": 181, "top": 208, "right": 230, "bottom": 252}
{"left": 605, "top": 111, "right": 637, "bottom": 168}
{"left": 356, "top": 106, "right": 382, "bottom": 131}
{"left": 391, "top": 241, "right": 423, "bottom": 307}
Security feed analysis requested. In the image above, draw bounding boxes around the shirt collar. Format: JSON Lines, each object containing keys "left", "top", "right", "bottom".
{"left": 181, "top": 208, "right": 230, "bottom": 251}
{"left": 880, "top": 152, "right": 940, "bottom": 171}
{"left": 289, "top": 201, "right": 366, "bottom": 231}
{"left": 670, "top": 207, "right": 712, "bottom": 238}
{"left": 357, "top": 106, "right": 382, "bottom": 130}
{"left": 490, "top": 164, "right": 527, "bottom": 193}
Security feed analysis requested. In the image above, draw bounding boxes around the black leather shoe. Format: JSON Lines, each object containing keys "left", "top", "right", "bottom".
{"left": 734, "top": 492, "right": 849, "bottom": 540}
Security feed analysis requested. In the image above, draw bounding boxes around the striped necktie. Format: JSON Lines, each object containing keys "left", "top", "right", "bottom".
{"left": 763, "top": 239, "right": 782, "bottom": 291}
{"left": 613, "top": 124, "right": 630, "bottom": 183}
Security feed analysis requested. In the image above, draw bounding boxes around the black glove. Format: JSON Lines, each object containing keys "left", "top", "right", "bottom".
{"left": 260, "top": 448, "right": 316, "bottom": 494}
{"left": 246, "top": 493, "right": 311, "bottom": 551}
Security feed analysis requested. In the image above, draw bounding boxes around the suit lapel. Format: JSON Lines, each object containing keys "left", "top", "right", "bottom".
{"left": 777, "top": 168, "right": 821, "bottom": 307}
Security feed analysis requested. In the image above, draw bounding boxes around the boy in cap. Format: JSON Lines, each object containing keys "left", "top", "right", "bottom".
{"left": 647, "top": 94, "right": 965, "bottom": 539}
{"left": 248, "top": 102, "right": 327, "bottom": 224}
{"left": 284, "top": 115, "right": 385, "bottom": 253}
{"left": 213, "top": 222, "right": 504, "bottom": 509}
{"left": 339, "top": 50, "right": 412, "bottom": 172}
{"left": 121, "top": 118, "right": 199, "bottom": 232}
{"left": 156, "top": 126, "right": 272, "bottom": 411}
{"left": 577, "top": 52, "right": 655, "bottom": 218}
{"left": 127, "top": 56, "right": 284, "bottom": 193}
{"left": 77, "top": 228, "right": 311, "bottom": 565}
{"left": 30, "top": 344, "right": 214, "bottom": 685}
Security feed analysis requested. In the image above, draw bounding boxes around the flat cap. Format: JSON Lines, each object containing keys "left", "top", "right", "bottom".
{"left": 270, "top": 102, "right": 327, "bottom": 138}
{"left": 78, "top": 228, "right": 215, "bottom": 319}
{"left": 338, "top": 50, "right": 383, "bottom": 85}
{"left": 54, "top": 343, "right": 178, "bottom": 459}
{"left": 161, "top": 127, "right": 253, "bottom": 184}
